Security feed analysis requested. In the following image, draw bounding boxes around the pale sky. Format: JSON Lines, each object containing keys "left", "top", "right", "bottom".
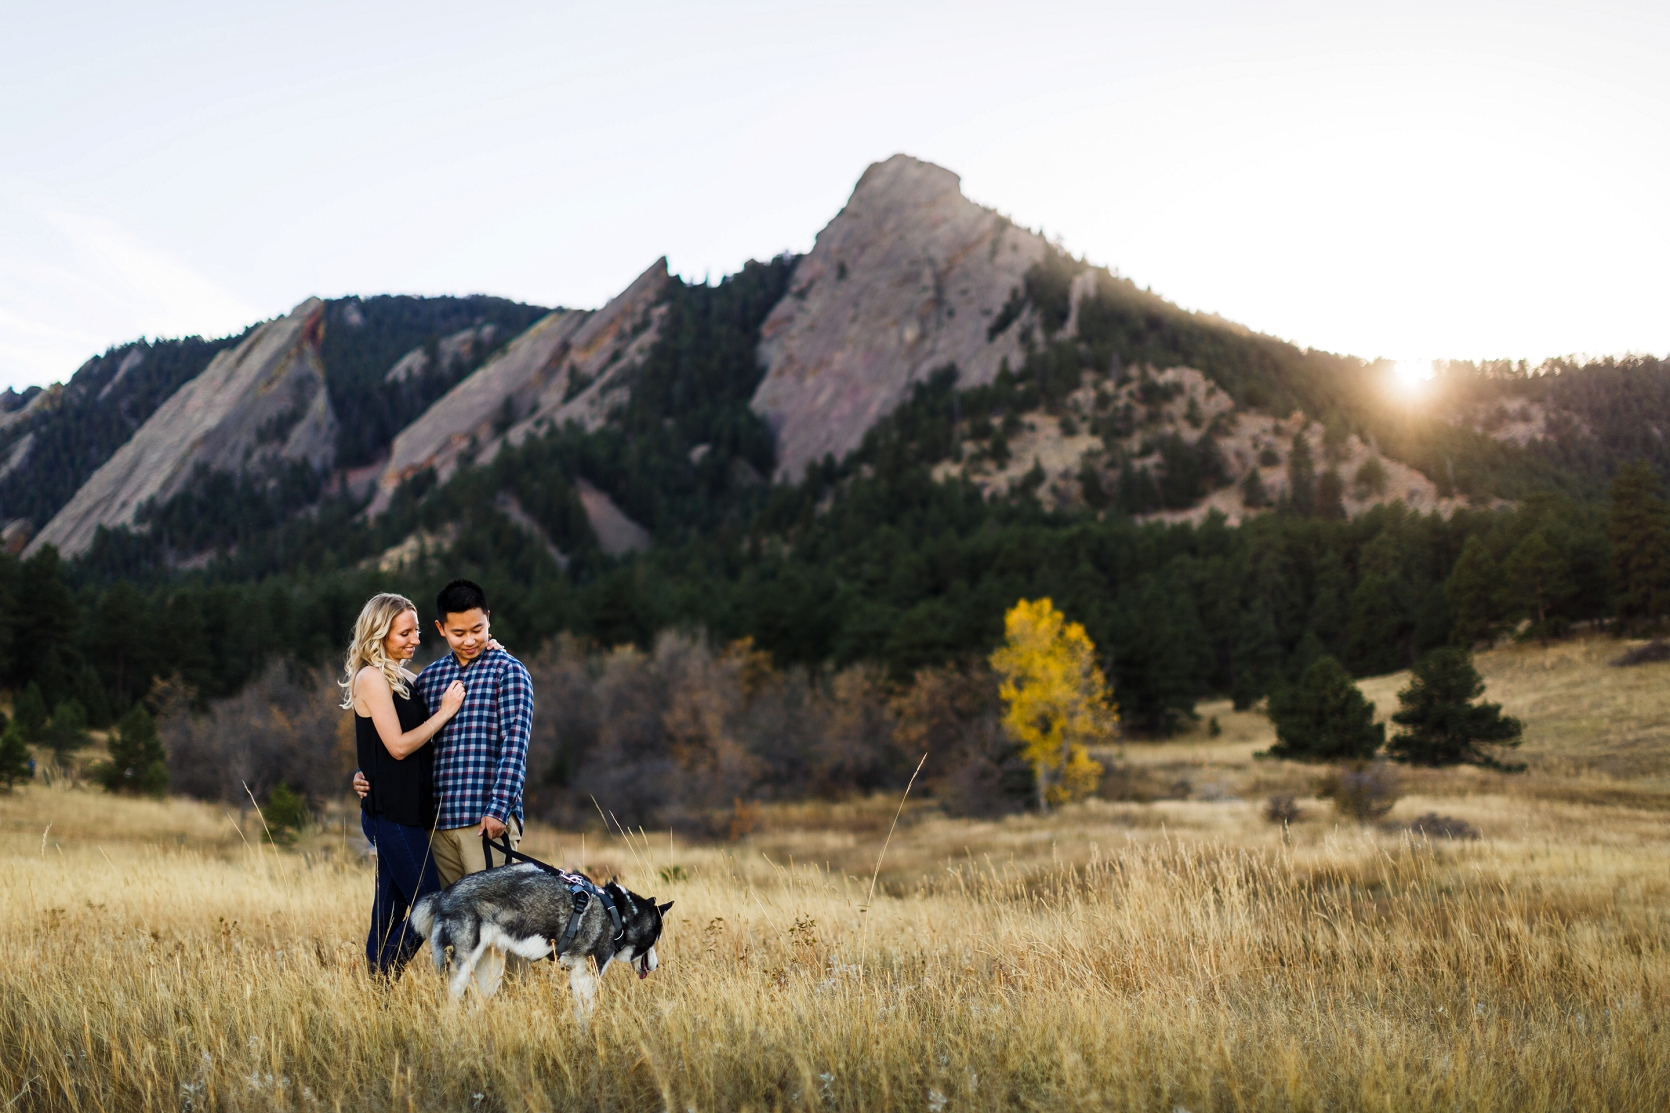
{"left": 2, "top": 0, "right": 1666, "bottom": 391}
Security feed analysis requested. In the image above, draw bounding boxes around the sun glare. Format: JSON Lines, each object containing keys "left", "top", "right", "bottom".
{"left": 1392, "top": 358, "right": 1432, "bottom": 396}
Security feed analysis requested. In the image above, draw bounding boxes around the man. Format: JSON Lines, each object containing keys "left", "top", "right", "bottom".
{"left": 355, "top": 579, "right": 533, "bottom": 886}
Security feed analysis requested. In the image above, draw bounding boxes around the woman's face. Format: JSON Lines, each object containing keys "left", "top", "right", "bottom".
{"left": 383, "top": 609, "right": 421, "bottom": 662}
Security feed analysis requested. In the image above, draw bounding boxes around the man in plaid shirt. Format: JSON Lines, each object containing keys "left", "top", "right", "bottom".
{"left": 416, "top": 579, "right": 534, "bottom": 886}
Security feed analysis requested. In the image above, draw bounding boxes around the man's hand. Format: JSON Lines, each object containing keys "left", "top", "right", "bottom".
{"left": 352, "top": 771, "right": 369, "bottom": 799}
{"left": 479, "top": 814, "right": 507, "bottom": 840}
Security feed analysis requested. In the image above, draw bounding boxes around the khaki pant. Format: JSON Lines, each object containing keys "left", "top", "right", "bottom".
{"left": 429, "top": 818, "right": 523, "bottom": 888}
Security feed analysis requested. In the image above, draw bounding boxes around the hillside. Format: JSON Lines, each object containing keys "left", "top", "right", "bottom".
{"left": 0, "top": 154, "right": 1664, "bottom": 741}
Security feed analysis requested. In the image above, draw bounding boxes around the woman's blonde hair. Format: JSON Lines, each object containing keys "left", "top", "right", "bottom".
{"left": 340, "top": 593, "right": 418, "bottom": 710}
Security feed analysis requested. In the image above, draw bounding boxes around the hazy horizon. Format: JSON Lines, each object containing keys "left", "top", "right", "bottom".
{"left": 3, "top": 0, "right": 1666, "bottom": 392}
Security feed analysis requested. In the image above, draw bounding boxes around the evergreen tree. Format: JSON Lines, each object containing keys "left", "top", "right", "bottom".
{"left": 1386, "top": 647, "right": 1524, "bottom": 769}
{"left": 1241, "top": 466, "right": 1268, "bottom": 509}
{"left": 1608, "top": 461, "right": 1670, "bottom": 629}
{"left": 13, "top": 682, "right": 47, "bottom": 744}
{"left": 1230, "top": 597, "right": 1282, "bottom": 710}
{"left": 95, "top": 703, "right": 167, "bottom": 796}
{"left": 1347, "top": 572, "right": 1414, "bottom": 675}
{"left": 1445, "top": 535, "right": 1502, "bottom": 646}
{"left": 1503, "top": 531, "right": 1575, "bottom": 640}
{"left": 1285, "top": 431, "right": 1316, "bottom": 516}
{"left": 1353, "top": 455, "right": 1388, "bottom": 499}
{"left": 1316, "top": 468, "right": 1346, "bottom": 519}
{"left": 1306, "top": 551, "right": 1351, "bottom": 657}
{"left": 11, "top": 548, "right": 80, "bottom": 704}
{"left": 0, "top": 718, "right": 29, "bottom": 788}
{"left": 1260, "top": 655, "right": 1384, "bottom": 761}
{"left": 89, "top": 581, "right": 154, "bottom": 711}
{"left": 43, "top": 700, "right": 89, "bottom": 765}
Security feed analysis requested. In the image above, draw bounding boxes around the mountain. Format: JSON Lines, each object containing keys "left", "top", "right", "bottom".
{"left": 31, "top": 300, "right": 334, "bottom": 558}
{"left": 0, "top": 153, "right": 1664, "bottom": 743}
{"left": 752, "top": 156, "right": 1043, "bottom": 479}
{"left": 365, "top": 258, "right": 671, "bottom": 516}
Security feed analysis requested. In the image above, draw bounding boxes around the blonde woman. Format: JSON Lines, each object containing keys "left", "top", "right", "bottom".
{"left": 343, "top": 593, "right": 465, "bottom": 977}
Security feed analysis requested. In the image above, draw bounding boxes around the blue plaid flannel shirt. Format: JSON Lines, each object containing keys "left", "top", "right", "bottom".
{"left": 416, "top": 647, "right": 533, "bottom": 830}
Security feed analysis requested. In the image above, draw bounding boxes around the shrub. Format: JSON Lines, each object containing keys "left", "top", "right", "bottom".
{"left": 1407, "top": 812, "right": 1480, "bottom": 840}
{"left": 261, "top": 783, "right": 309, "bottom": 844}
{"left": 1264, "top": 793, "right": 1304, "bottom": 824}
{"left": 159, "top": 665, "right": 350, "bottom": 807}
{"left": 1611, "top": 640, "right": 1670, "bottom": 667}
{"left": 0, "top": 718, "right": 30, "bottom": 789}
{"left": 1317, "top": 761, "right": 1401, "bottom": 823}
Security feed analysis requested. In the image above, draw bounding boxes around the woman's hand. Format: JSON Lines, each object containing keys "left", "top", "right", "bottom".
{"left": 439, "top": 679, "right": 467, "bottom": 718}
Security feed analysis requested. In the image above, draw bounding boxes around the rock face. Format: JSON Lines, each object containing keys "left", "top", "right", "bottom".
{"left": 30, "top": 299, "right": 335, "bottom": 558}
{"left": 366, "top": 259, "right": 671, "bottom": 516}
{"left": 751, "top": 154, "right": 1048, "bottom": 480}
{"left": 383, "top": 322, "right": 501, "bottom": 384}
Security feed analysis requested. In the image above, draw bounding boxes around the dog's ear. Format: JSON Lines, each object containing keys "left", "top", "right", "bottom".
{"left": 658, "top": 901, "right": 674, "bottom": 914}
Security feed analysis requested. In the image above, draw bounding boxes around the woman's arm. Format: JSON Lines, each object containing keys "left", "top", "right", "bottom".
{"left": 354, "top": 669, "right": 467, "bottom": 760}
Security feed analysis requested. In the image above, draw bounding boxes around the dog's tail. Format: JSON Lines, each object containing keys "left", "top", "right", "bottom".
{"left": 409, "top": 893, "right": 439, "bottom": 940}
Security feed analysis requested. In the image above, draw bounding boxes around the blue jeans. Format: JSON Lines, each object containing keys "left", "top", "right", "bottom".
{"left": 362, "top": 812, "right": 443, "bottom": 977}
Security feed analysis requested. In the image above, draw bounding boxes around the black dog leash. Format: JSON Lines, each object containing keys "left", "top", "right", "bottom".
{"left": 480, "top": 832, "right": 623, "bottom": 956}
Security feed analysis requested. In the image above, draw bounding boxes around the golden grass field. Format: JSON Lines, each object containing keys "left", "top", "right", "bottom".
{"left": 3, "top": 635, "right": 1669, "bottom": 1111}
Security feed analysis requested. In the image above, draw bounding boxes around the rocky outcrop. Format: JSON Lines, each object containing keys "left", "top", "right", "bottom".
{"left": 383, "top": 323, "right": 501, "bottom": 384}
{"left": 29, "top": 299, "right": 335, "bottom": 558}
{"left": 366, "top": 259, "right": 671, "bottom": 516}
{"left": 751, "top": 154, "right": 1048, "bottom": 480}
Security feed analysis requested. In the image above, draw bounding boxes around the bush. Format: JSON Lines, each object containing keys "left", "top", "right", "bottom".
{"left": 0, "top": 718, "right": 29, "bottom": 789}
{"left": 1317, "top": 761, "right": 1402, "bottom": 823}
{"left": 1261, "top": 656, "right": 1384, "bottom": 761}
{"left": 261, "top": 783, "right": 309, "bottom": 844}
{"left": 1407, "top": 812, "right": 1480, "bottom": 840}
{"left": 1264, "top": 793, "right": 1304, "bottom": 824}
{"left": 160, "top": 665, "right": 350, "bottom": 807}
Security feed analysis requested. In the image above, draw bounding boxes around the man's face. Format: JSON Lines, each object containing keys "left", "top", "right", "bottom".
{"left": 436, "top": 608, "right": 491, "bottom": 663}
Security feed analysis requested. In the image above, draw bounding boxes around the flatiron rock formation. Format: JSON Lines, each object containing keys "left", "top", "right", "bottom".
{"left": 366, "top": 259, "right": 671, "bottom": 516}
{"left": 751, "top": 154, "right": 1048, "bottom": 480}
{"left": 30, "top": 299, "right": 336, "bottom": 558}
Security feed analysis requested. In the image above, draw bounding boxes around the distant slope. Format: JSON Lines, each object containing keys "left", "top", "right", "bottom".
{"left": 30, "top": 300, "right": 336, "bottom": 558}
{"left": 321, "top": 294, "right": 552, "bottom": 470}
{"left": 365, "top": 259, "right": 670, "bottom": 515}
{"left": 0, "top": 330, "right": 252, "bottom": 532}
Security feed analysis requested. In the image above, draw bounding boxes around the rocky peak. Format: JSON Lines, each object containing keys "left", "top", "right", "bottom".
{"left": 365, "top": 259, "right": 671, "bottom": 516}
{"left": 29, "top": 298, "right": 335, "bottom": 558}
{"left": 750, "top": 154, "right": 1048, "bottom": 480}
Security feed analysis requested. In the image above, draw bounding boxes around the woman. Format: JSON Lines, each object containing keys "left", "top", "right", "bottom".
{"left": 342, "top": 592, "right": 465, "bottom": 977}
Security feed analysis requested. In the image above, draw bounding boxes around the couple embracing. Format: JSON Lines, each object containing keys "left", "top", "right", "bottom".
{"left": 342, "top": 579, "right": 531, "bottom": 977}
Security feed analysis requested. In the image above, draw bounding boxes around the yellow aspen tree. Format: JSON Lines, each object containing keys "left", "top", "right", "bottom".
{"left": 989, "top": 598, "right": 1114, "bottom": 810}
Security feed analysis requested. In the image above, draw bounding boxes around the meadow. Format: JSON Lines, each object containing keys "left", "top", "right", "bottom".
{"left": 2, "top": 636, "right": 1668, "bottom": 1111}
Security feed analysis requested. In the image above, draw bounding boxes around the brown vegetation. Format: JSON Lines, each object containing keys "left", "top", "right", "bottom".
{"left": 2, "top": 635, "right": 1662, "bottom": 1109}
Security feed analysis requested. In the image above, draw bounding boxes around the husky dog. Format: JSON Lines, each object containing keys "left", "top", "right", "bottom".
{"left": 409, "top": 864, "right": 671, "bottom": 1018}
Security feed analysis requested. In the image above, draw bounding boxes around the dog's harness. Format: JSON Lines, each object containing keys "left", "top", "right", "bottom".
{"left": 480, "top": 833, "right": 623, "bottom": 958}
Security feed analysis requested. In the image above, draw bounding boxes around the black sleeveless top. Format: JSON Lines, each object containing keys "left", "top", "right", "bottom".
{"left": 355, "top": 680, "right": 435, "bottom": 828}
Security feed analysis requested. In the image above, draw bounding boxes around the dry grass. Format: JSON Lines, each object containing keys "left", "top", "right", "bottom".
{"left": 3, "top": 636, "right": 1669, "bottom": 1111}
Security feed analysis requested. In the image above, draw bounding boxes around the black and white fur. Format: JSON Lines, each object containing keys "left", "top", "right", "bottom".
{"left": 409, "top": 864, "right": 671, "bottom": 1019}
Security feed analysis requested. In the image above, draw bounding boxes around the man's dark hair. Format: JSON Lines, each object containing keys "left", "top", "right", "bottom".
{"left": 436, "top": 579, "right": 489, "bottom": 622}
